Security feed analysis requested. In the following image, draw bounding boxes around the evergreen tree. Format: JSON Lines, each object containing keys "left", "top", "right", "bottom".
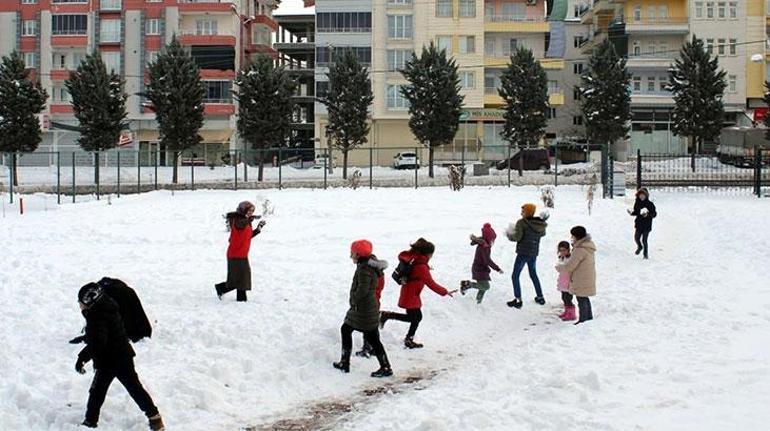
{"left": 499, "top": 46, "right": 549, "bottom": 152}
{"left": 66, "top": 51, "right": 127, "bottom": 185}
{"left": 400, "top": 43, "right": 464, "bottom": 178}
{"left": 761, "top": 81, "right": 770, "bottom": 139}
{"left": 581, "top": 39, "right": 631, "bottom": 151}
{"left": 0, "top": 51, "right": 48, "bottom": 186}
{"left": 233, "top": 55, "right": 296, "bottom": 182}
{"left": 142, "top": 37, "right": 205, "bottom": 184}
{"left": 320, "top": 49, "right": 373, "bottom": 180}
{"left": 668, "top": 35, "right": 726, "bottom": 154}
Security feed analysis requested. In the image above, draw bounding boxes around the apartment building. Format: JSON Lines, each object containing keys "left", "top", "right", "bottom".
{"left": 0, "top": 0, "right": 279, "bottom": 166}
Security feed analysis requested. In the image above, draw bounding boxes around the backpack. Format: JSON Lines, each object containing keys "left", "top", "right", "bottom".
{"left": 97, "top": 277, "right": 153, "bottom": 342}
{"left": 391, "top": 258, "right": 414, "bottom": 285}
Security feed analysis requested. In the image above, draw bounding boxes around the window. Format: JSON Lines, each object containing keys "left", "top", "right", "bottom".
{"left": 573, "top": 63, "right": 584, "bottom": 74}
{"left": 573, "top": 87, "right": 581, "bottom": 101}
{"left": 486, "top": 2, "right": 495, "bottom": 18}
{"left": 316, "top": 47, "right": 371, "bottom": 66}
{"left": 546, "top": 107, "right": 556, "bottom": 119}
{"left": 102, "top": 51, "right": 121, "bottom": 73}
{"left": 647, "top": 76, "right": 655, "bottom": 92}
{"left": 717, "top": 2, "right": 725, "bottom": 18}
{"left": 706, "top": 2, "right": 714, "bottom": 18}
{"left": 316, "top": 81, "right": 329, "bottom": 99}
{"left": 52, "top": 86, "right": 70, "bottom": 102}
{"left": 633, "top": 6, "right": 641, "bottom": 21}
{"left": 23, "top": 52, "right": 36, "bottom": 68}
{"left": 22, "top": 20, "right": 37, "bottom": 36}
{"left": 484, "top": 72, "right": 496, "bottom": 92}
{"left": 695, "top": 2, "right": 703, "bottom": 18}
{"left": 460, "top": 71, "right": 475, "bottom": 89}
{"left": 436, "top": 0, "right": 453, "bottom": 17}
{"left": 202, "top": 81, "right": 232, "bottom": 103}
{"left": 100, "top": 19, "right": 121, "bottom": 42}
{"left": 459, "top": 36, "right": 475, "bottom": 54}
{"left": 146, "top": 18, "right": 160, "bottom": 35}
{"left": 317, "top": 12, "right": 371, "bottom": 32}
{"left": 459, "top": 0, "right": 475, "bottom": 18}
{"left": 729, "top": 38, "right": 736, "bottom": 55}
{"left": 728, "top": 2, "right": 737, "bottom": 18}
{"left": 387, "top": 14, "right": 412, "bottom": 39}
{"left": 196, "top": 19, "right": 217, "bottom": 36}
{"left": 647, "top": 41, "right": 656, "bottom": 55}
{"left": 706, "top": 38, "right": 714, "bottom": 54}
{"left": 717, "top": 38, "right": 725, "bottom": 55}
{"left": 436, "top": 35, "right": 452, "bottom": 53}
{"left": 572, "top": 116, "right": 583, "bottom": 126}
{"left": 659, "top": 6, "right": 668, "bottom": 20}
{"left": 52, "top": 15, "right": 87, "bottom": 35}
{"left": 728, "top": 75, "right": 736, "bottom": 92}
{"left": 146, "top": 50, "right": 159, "bottom": 66}
{"left": 72, "top": 52, "right": 86, "bottom": 67}
{"left": 647, "top": 6, "right": 656, "bottom": 20}
{"left": 21, "top": 0, "right": 37, "bottom": 3}
{"left": 547, "top": 80, "right": 559, "bottom": 94}
{"left": 387, "top": 0, "right": 411, "bottom": 4}
{"left": 659, "top": 76, "right": 668, "bottom": 92}
{"left": 387, "top": 49, "right": 411, "bottom": 71}
{"left": 506, "top": 38, "right": 518, "bottom": 55}
{"left": 573, "top": 36, "right": 584, "bottom": 48}
{"left": 485, "top": 39, "right": 495, "bottom": 55}
{"left": 633, "top": 40, "right": 641, "bottom": 56}
{"left": 632, "top": 76, "right": 642, "bottom": 92}
{"left": 658, "top": 41, "right": 668, "bottom": 55}
{"left": 53, "top": 52, "right": 66, "bottom": 69}
{"left": 387, "top": 84, "right": 408, "bottom": 109}
{"left": 502, "top": 1, "right": 524, "bottom": 18}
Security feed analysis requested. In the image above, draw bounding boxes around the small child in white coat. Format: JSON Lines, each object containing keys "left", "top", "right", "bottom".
{"left": 556, "top": 241, "right": 576, "bottom": 321}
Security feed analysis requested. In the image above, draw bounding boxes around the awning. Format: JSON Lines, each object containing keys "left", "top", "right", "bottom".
{"left": 137, "top": 129, "right": 233, "bottom": 144}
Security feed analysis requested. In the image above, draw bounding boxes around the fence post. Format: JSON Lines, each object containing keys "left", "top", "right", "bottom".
{"left": 72, "top": 152, "right": 76, "bottom": 203}
{"left": 636, "top": 149, "right": 642, "bottom": 189}
{"left": 117, "top": 152, "right": 121, "bottom": 198}
{"left": 554, "top": 145, "right": 558, "bottom": 187}
{"left": 608, "top": 151, "right": 614, "bottom": 199}
{"left": 137, "top": 151, "right": 141, "bottom": 194}
{"left": 369, "top": 146, "right": 373, "bottom": 190}
{"left": 278, "top": 147, "right": 283, "bottom": 190}
{"left": 233, "top": 150, "right": 238, "bottom": 190}
{"left": 507, "top": 144, "right": 511, "bottom": 187}
{"left": 461, "top": 144, "right": 466, "bottom": 187}
{"left": 243, "top": 149, "right": 248, "bottom": 183}
{"left": 414, "top": 147, "right": 419, "bottom": 189}
{"left": 96, "top": 151, "right": 100, "bottom": 201}
{"left": 755, "top": 148, "right": 762, "bottom": 197}
{"left": 154, "top": 150, "right": 158, "bottom": 190}
{"left": 323, "top": 147, "right": 328, "bottom": 190}
{"left": 56, "top": 151, "right": 61, "bottom": 204}
{"left": 190, "top": 155, "right": 195, "bottom": 191}
{"left": 691, "top": 151, "right": 695, "bottom": 173}
{"left": 8, "top": 153, "right": 13, "bottom": 204}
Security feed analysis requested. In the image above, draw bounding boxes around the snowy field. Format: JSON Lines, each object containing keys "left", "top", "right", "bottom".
{"left": 1, "top": 186, "right": 769, "bottom": 430}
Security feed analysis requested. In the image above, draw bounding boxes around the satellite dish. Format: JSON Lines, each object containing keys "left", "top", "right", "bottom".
{"left": 751, "top": 53, "right": 764, "bottom": 63}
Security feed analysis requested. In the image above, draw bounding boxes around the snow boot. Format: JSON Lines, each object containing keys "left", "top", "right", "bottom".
{"left": 635, "top": 246, "right": 643, "bottom": 255}
{"left": 506, "top": 298, "right": 523, "bottom": 309}
{"left": 214, "top": 282, "right": 226, "bottom": 300}
{"left": 460, "top": 280, "right": 471, "bottom": 295}
{"left": 534, "top": 296, "right": 546, "bottom": 305}
{"left": 404, "top": 336, "right": 423, "bottom": 349}
{"left": 333, "top": 349, "right": 351, "bottom": 373}
{"left": 355, "top": 342, "right": 374, "bottom": 358}
{"left": 148, "top": 414, "right": 165, "bottom": 431}
{"left": 371, "top": 352, "right": 393, "bottom": 378}
{"left": 81, "top": 420, "right": 98, "bottom": 428}
{"left": 560, "top": 305, "right": 577, "bottom": 321}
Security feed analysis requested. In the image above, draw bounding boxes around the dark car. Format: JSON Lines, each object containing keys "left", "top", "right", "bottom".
{"left": 495, "top": 148, "right": 551, "bottom": 171}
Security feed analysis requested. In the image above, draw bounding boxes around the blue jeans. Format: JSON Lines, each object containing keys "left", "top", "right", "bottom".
{"left": 512, "top": 254, "right": 543, "bottom": 299}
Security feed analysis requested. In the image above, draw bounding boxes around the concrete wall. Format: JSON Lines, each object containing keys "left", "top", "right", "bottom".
{"left": 125, "top": 10, "right": 142, "bottom": 117}
{"left": 0, "top": 12, "right": 17, "bottom": 56}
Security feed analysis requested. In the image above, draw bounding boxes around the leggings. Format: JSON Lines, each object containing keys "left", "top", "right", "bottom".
{"left": 577, "top": 297, "right": 593, "bottom": 323}
{"left": 387, "top": 309, "right": 423, "bottom": 338}
{"left": 341, "top": 323, "right": 385, "bottom": 357}
{"left": 634, "top": 229, "right": 650, "bottom": 257}
{"left": 561, "top": 291, "right": 574, "bottom": 306}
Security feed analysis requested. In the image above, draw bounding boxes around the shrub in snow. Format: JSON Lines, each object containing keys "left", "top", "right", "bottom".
{"left": 540, "top": 186, "right": 555, "bottom": 208}
{"left": 449, "top": 165, "right": 463, "bottom": 191}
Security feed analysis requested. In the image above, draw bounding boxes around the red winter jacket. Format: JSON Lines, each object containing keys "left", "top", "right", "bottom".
{"left": 375, "top": 275, "right": 385, "bottom": 303}
{"left": 397, "top": 251, "right": 449, "bottom": 309}
{"left": 227, "top": 221, "right": 255, "bottom": 259}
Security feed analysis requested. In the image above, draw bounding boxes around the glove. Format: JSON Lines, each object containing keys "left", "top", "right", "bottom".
{"left": 69, "top": 335, "right": 86, "bottom": 344}
{"left": 75, "top": 358, "right": 86, "bottom": 374}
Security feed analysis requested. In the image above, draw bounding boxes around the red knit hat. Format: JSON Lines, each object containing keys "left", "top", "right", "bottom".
{"left": 481, "top": 223, "right": 497, "bottom": 245}
{"left": 350, "top": 239, "right": 373, "bottom": 258}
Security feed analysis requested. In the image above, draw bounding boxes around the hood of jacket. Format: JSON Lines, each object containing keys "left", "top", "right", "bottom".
{"left": 366, "top": 256, "right": 389, "bottom": 272}
{"left": 523, "top": 217, "right": 548, "bottom": 234}
{"left": 398, "top": 250, "right": 429, "bottom": 265}
{"left": 573, "top": 235, "right": 597, "bottom": 252}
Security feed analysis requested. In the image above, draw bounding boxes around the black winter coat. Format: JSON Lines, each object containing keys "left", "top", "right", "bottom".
{"left": 78, "top": 295, "right": 135, "bottom": 369}
{"left": 344, "top": 257, "right": 387, "bottom": 331}
{"left": 631, "top": 198, "right": 657, "bottom": 232}
{"left": 507, "top": 217, "right": 547, "bottom": 257}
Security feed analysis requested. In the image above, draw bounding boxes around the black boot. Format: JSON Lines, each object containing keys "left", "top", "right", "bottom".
{"left": 460, "top": 280, "right": 470, "bottom": 295}
{"left": 355, "top": 341, "right": 374, "bottom": 358}
{"left": 148, "top": 414, "right": 165, "bottom": 431}
{"left": 81, "top": 420, "right": 98, "bottom": 428}
{"left": 371, "top": 351, "right": 393, "bottom": 378}
{"left": 534, "top": 296, "right": 546, "bottom": 305}
{"left": 379, "top": 311, "right": 390, "bottom": 329}
{"left": 506, "top": 298, "right": 523, "bottom": 309}
{"left": 404, "top": 336, "right": 423, "bottom": 349}
{"left": 333, "top": 349, "right": 351, "bottom": 373}
{"left": 635, "top": 246, "right": 643, "bottom": 255}
{"left": 214, "top": 282, "right": 226, "bottom": 300}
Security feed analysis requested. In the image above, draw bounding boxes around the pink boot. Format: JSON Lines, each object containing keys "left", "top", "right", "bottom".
{"left": 560, "top": 305, "right": 577, "bottom": 321}
{"left": 558, "top": 308, "right": 568, "bottom": 319}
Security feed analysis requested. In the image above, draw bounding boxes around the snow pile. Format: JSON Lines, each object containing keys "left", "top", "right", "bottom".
{"left": 1, "top": 187, "right": 769, "bottom": 430}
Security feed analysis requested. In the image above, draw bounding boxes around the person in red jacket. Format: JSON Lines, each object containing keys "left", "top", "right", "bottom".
{"left": 214, "top": 201, "right": 266, "bottom": 302}
{"left": 379, "top": 238, "right": 456, "bottom": 349}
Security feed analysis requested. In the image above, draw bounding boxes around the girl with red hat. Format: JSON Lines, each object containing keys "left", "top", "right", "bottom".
{"left": 460, "top": 223, "right": 503, "bottom": 304}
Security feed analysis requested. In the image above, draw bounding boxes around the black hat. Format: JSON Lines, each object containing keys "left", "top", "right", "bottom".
{"left": 78, "top": 282, "right": 104, "bottom": 307}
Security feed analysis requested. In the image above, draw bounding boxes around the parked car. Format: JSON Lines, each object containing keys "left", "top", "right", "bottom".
{"left": 495, "top": 148, "right": 551, "bottom": 170}
{"left": 313, "top": 153, "right": 336, "bottom": 169}
{"left": 393, "top": 152, "right": 419, "bottom": 169}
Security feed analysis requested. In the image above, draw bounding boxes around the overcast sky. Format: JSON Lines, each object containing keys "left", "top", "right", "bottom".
{"left": 275, "top": 0, "right": 314, "bottom": 15}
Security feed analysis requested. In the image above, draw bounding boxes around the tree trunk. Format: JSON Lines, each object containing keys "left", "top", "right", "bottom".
{"left": 257, "top": 150, "right": 264, "bottom": 182}
{"left": 428, "top": 146, "right": 435, "bottom": 178}
{"left": 12, "top": 153, "right": 18, "bottom": 187}
{"left": 172, "top": 151, "right": 179, "bottom": 184}
{"left": 342, "top": 150, "right": 348, "bottom": 180}
{"left": 94, "top": 152, "right": 100, "bottom": 188}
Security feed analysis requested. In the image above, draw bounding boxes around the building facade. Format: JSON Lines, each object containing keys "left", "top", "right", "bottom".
{"left": 0, "top": 0, "right": 279, "bottom": 166}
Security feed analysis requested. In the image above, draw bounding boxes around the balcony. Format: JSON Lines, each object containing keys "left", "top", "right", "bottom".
{"left": 253, "top": 15, "right": 279, "bottom": 32}
{"left": 203, "top": 103, "right": 236, "bottom": 116}
{"left": 100, "top": 0, "right": 121, "bottom": 12}
{"left": 626, "top": 52, "right": 678, "bottom": 69}
{"left": 482, "top": 88, "right": 565, "bottom": 106}
{"left": 178, "top": 30, "right": 236, "bottom": 46}
{"left": 99, "top": 31, "right": 121, "bottom": 44}
{"left": 483, "top": 53, "right": 565, "bottom": 70}
{"left": 624, "top": 17, "right": 689, "bottom": 34}
{"left": 580, "top": 0, "right": 616, "bottom": 24}
{"left": 178, "top": 0, "right": 234, "bottom": 14}
{"left": 484, "top": 15, "right": 549, "bottom": 33}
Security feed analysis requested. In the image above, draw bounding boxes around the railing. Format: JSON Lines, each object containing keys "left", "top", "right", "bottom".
{"left": 627, "top": 52, "right": 679, "bottom": 60}
{"left": 179, "top": 29, "right": 235, "bottom": 37}
{"left": 202, "top": 98, "right": 233, "bottom": 104}
{"left": 52, "top": 29, "right": 88, "bottom": 36}
{"left": 178, "top": 0, "right": 234, "bottom": 3}
{"left": 484, "top": 87, "right": 498, "bottom": 95}
{"left": 100, "top": 0, "right": 122, "bottom": 11}
{"left": 51, "top": 0, "right": 87, "bottom": 3}
{"left": 99, "top": 31, "right": 121, "bottom": 43}
{"left": 317, "top": 27, "right": 372, "bottom": 33}
{"left": 316, "top": 62, "right": 371, "bottom": 68}
{"left": 484, "top": 15, "right": 548, "bottom": 23}
{"left": 625, "top": 16, "right": 689, "bottom": 25}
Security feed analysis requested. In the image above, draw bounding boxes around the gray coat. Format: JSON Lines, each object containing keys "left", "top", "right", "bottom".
{"left": 507, "top": 217, "right": 547, "bottom": 257}
{"left": 344, "top": 257, "right": 388, "bottom": 331}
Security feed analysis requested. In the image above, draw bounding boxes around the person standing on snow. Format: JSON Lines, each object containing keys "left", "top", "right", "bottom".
{"left": 555, "top": 226, "right": 597, "bottom": 324}
{"left": 628, "top": 188, "right": 657, "bottom": 259}
{"left": 215, "top": 201, "right": 266, "bottom": 301}
{"left": 379, "top": 238, "right": 456, "bottom": 349}
{"left": 505, "top": 203, "right": 548, "bottom": 308}
{"left": 460, "top": 223, "right": 503, "bottom": 304}
{"left": 333, "top": 240, "right": 393, "bottom": 378}
{"left": 75, "top": 283, "right": 164, "bottom": 430}
{"left": 355, "top": 254, "right": 387, "bottom": 358}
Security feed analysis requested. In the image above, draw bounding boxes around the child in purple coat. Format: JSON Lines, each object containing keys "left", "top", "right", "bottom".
{"left": 556, "top": 241, "right": 576, "bottom": 321}
{"left": 460, "top": 223, "right": 503, "bottom": 304}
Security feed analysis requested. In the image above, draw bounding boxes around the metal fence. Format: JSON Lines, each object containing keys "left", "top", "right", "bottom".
{"left": 0, "top": 144, "right": 614, "bottom": 204}
{"left": 631, "top": 149, "right": 769, "bottom": 197}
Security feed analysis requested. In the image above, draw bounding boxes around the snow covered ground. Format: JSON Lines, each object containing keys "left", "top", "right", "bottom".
{"left": 1, "top": 186, "right": 768, "bottom": 430}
